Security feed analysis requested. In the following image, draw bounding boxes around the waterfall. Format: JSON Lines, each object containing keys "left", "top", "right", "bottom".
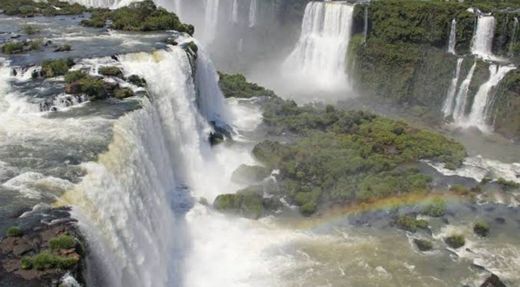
{"left": 248, "top": 0, "right": 257, "bottom": 28}
{"left": 204, "top": 0, "right": 220, "bottom": 43}
{"left": 231, "top": 0, "right": 238, "bottom": 24}
{"left": 67, "top": 0, "right": 139, "bottom": 8}
{"left": 471, "top": 15, "right": 496, "bottom": 59}
{"left": 284, "top": 1, "right": 355, "bottom": 90}
{"left": 452, "top": 61, "right": 477, "bottom": 122}
{"left": 509, "top": 17, "right": 519, "bottom": 56}
{"left": 363, "top": 5, "right": 368, "bottom": 44}
{"left": 448, "top": 19, "right": 457, "bottom": 55}
{"left": 174, "top": 0, "right": 182, "bottom": 15}
{"left": 464, "top": 65, "right": 516, "bottom": 131}
{"left": 442, "top": 58, "right": 464, "bottom": 117}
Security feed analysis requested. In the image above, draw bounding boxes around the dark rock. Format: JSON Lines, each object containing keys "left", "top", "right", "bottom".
{"left": 413, "top": 238, "right": 433, "bottom": 251}
{"left": 128, "top": 74, "right": 146, "bottom": 87}
{"left": 114, "top": 87, "right": 135, "bottom": 99}
{"left": 495, "top": 217, "right": 506, "bottom": 224}
{"left": 480, "top": 274, "right": 506, "bottom": 287}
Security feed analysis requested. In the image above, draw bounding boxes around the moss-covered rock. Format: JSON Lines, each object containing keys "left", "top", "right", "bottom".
{"left": 41, "top": 58, "right": 75, "bottom": 78}
{"left": 413, "top": 238, "right": 433, "bottom": 251}
{"left": 396, "top": 215, "right": 429, "bottom": 232}
{"left": 1, "top": 40, "right": 42, "bottom": 54}
{"left": 422, "top": 198, "right": 447, "bottom": 217}
{"left": 493, "top": 69, "right": 520, "bottom": 140}
{"left": 128, "top": 74, "right": 147, "bottom": 87}
{"left": 474, "top": 221, "right": 490, "bottom": 237}
{"left": 219, "top": 72, "right": 276, "bottom": 99}
{"left": 114, "top": 87, "right": 135, "bottom": 99}
{"left": 6, "top": 226, "right": 23, "bottom": 237}
{"left": 98, "top": 66, "right": 124, "bottom": 78}
{"left": 445, "top": 234, "right": 465, "bottom": 249}
{"left": 213, "top": 187, "right": 265, "bottom": 219}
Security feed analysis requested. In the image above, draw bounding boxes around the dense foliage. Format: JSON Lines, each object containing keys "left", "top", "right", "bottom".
{"left": 218, "top": 72, "right": 275, "bottom": 98}
{"left": 0, "top": 0, "right": 86, "bottom": 17}
{"left": 81, "top": 0, "right": 194, "bottom": 34}
{"left": 1, "top": 40, "right": 42, "bottom": 55}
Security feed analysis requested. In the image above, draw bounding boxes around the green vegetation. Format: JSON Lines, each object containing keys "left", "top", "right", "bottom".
{"left": 114, "top": 87, "right": 135, "bottom": 99}
{"left": 244, "top": 96, "right": 465, "bottom": 216}
{"left": 214, "top": 187, "right": 265, "bottom": 219}
{"left": 396, "top": 215, "right": 429, "bottom": 232}
{"left": 98, "top": 66, "right": 124, "bottom": 78}
{"left": 49, "top": 234, "right": 76, "bottom": 251}
{"left": 41, "top": 58, "right": 75, "bottom": 78}
{"left": 493, "top": 70, "right": 520, "bottom": 140}
{"left": 22, "top": 251, "right": 78, "bottom": 271}
{"left": 128, "top": 75, "right": 147, "bottom": 87}
{"left": 64, "top": 70, "right": 88, "bottom": 84}
{"left": 6, "top": 226, "right": 23, "bottom": 237}
{"left": 218, "top": 73, "right": 275, "bottom": 98}
{"left": 1, "top": 40, "right": 42, "bottom": 54}
{"left": 81, "top": 0, "right": 194, "bottom": 34}
{"left": 445, "top": 234, "right": 465, "bottom": 249}
{"left": 22, "top": 24, "right": 40, "bottom": 35}
{"left": 0, "top": 0, "right": 86, "bottom": 17}
{"left": 496, "top": 178, "right": 520, "bottom": 190}
{"left": 413, "top": 238, "right": 433, "bottom": 251}
{"left": 474, "top": 221, "right": 490, "bottom": 237}
{"left": 64, "top": 70, "right": 135, "bottom": 100}
{"left": 422, "top": 198, "right": 447, "bottom": 217}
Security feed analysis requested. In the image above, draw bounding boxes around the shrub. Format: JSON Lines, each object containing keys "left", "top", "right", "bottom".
{"left": 41, "top": 58, "right": 75, "bottom": 78}
{"left": 6, "top": 226, "right": 23, "bottom": 237}
{"left": 496, "top": 178, "right": 520, "bottom": 190}
{"left": 98, "top": 66, "right": 123, "bottom": 78}
{"left": 396, "top": 215, "right": 429, "bottom": 232}
{"left": 214, "top": 187, "right": 264, "bottom": 219}
{"left": 22, "top": 24, "right": 40, "bottom": 35}
{"left": 1, "top": 42, "right": 25, "bottom": 54}
{"left": 422, "top": 198, "right": 446, "bottom": 217}
{"left": 64, "top": 70, "right": 88, "bottom": 84}
{"left": 49, "top": 234, "right": 76, "bottom": 251}
{"left": 31, "top": 251, "right": 78, "bottom": 270}
{"left": 474, "top": 221, "right": 490, "bottom": 237}
{"left": 219, "top": 72, "right": 275, "bottom": 99}
{"left": 413, "top": 238, "right": 433, "bottom": 251}
{"left": 445, "top": 234, "right": 465, "bottom": 249}
{"left": 20, "top": 257, "right": 33, "bottom": 270}
{"left": 114, "top": 87, "right": 134, "bottom": 99}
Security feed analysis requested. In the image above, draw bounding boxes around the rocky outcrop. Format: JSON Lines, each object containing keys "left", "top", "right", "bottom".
{"left": 0, "top": 207, "right": 85, "bottom": 287}
{"left": 480, "top": 274, "right": 507, "bottom": 287}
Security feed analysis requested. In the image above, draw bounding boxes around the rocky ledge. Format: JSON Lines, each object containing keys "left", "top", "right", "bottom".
{"left": 0, "top": 206, "right": 85, "bottom": 287}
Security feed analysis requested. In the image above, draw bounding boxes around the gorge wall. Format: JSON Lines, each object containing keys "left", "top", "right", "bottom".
{"left": 347, "top": 0, "right": 520, "bottom": 140}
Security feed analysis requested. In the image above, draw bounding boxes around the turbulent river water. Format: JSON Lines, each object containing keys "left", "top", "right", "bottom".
{"left": 1, "top": 1, "right": 520, "bottom": 287}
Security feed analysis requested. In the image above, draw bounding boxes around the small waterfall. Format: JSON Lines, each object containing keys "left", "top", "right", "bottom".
{"left": 284, "top": 1, "right": 355, "bottom": 90}
{"left": 204, "top": 0, "right": 220, "bottom": 43}
{"left": 464, "top": 65, "right": 516, "bottom": 131}
{"left": 471, "top": 15, "right": 496, "bottom": 58}
{"left": 231, "top": 0, "right": 238, "bottom": 24}
{"left": 509, "top": 17, "right": 519, "bottom": 56}
{"left": 363, "top": 5, "right": 368, "bottom": 44}
{"left": 442, "top": 58, "right": 464, "bottom": 117}
{"left": 248, "top": 0, "right": 257, "bottom": 28}
{"left": 174, "top": 0, "right": 182, "bottom": 15}
{"left": 67, "top": 0, "right": 138, "bottom": 8}
{"left": 452, "top": 61, "right": 477, "bottom": 122}
{"left": 448, "top": 19, "right": 457, "bottom": 55}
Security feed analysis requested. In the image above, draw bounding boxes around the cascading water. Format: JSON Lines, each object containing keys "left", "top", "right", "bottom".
{"left": 463, "top": 65, "right": 516, "bottom": 131}
{"left": 448, "top": 19, "right": 457, "bottom": 55}
{"left": 509, "top": 17, "right": 519, "bottom": 56}
{"left": 204, "top": 0, "right": 220, "bottom": 44}
{"left": 442, "top": 58, "right": 464, "bottom": 117}
{"left": 249, "top": 0, "right": 257, "bottom": 28}
{"left": 472, "top": 15, "right": 496, "bottom": 59}
{"left": 452, "top": 61, "right": 477, "bottom": 122}
{"left": 284, "top": 1, "right": 354, "bottom": 91}
{"left": 231, "top": 0, "right": 239, "bottom": 24}
{"left": 67, "top": 0, "right": 138, "bottom": 8}
{"left": 363, "top": 5, "right": 368, "bottom": 44}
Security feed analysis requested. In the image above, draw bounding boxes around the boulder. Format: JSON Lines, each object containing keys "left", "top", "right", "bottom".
{"left": 413, "top": 239, "right": 433, "bottom": 251}
{"left": 480, "top": 274, "right": 506, "bottom": 287}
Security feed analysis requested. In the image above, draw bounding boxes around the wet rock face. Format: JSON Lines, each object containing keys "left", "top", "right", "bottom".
{"left": 0, "top": 207, "right": 85, "bottom": 287}
{"left": 480, "top": 274, "right": 506, "bottom": 287}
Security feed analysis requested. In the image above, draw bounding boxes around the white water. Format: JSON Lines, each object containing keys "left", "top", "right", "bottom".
{"left": 283, "top": 1, "right": 354, "bottom": 91}
{"left": 231, "top": 0, "right": 238, "bottom": 24}
{"left": 204, "top": 0, "right": 220, "bottom": 44}
{"left": 67, "top": 0, "right": 139, "bottom": 9}
{"left": 442, "top": 58, "right": 464, "bottom": 117}
{"left": 452, "top": 62, "right": 477, "bottom": 122}
{"left": 448, "top": 19, "right": 457, "bottom": 55}
{"left": 509, "top": 17, "right": 519, "bottom": 56}
{"left": 248, "top": 0, "right": 257, "bottom": 28}
{"left": 472, "top": 16, "right": 496, "bottom": 59}
{"left": 462, "top": 65, "right": 515, "bottom": 132}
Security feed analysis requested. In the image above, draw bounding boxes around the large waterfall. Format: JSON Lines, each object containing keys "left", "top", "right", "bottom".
{"left": 472, "top": 15, "right": 496, "bottom": 59}
{"left": 231, "top": 0, "right": 239, "bottom": 23}
{"left": 67, "top": 0, "right": 138, "bottom": 8}
{"left": 283, "top": 1, "right": 354, "bottom": 91}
